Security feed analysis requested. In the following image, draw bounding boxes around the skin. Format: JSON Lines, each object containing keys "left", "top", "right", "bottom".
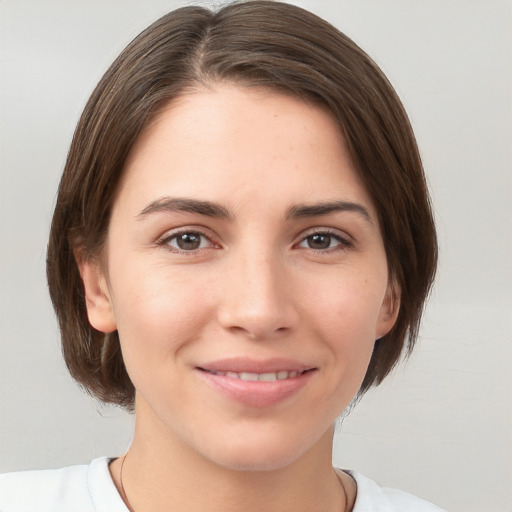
{"left": 80, "top": 84, "right": 399, "bottom": 512}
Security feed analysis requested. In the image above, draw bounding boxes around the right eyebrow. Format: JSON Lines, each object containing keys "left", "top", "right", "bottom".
{"left": 136, "top": 197, "right": 233, "bottom": 220}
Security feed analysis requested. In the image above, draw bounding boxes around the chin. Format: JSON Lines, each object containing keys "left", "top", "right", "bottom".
{"left": 211, "top": 449, "right": 305, "bottom": 473}
{"left": 201, "top": 429, "right": 329, "bottom": 473}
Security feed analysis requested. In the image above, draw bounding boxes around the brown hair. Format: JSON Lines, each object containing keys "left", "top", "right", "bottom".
{"left": 47, "top": 0, "right": 437, "bottom": 409}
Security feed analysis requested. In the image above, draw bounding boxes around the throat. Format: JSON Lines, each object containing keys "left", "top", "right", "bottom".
{"left": 111, "top": 450, "right": 349, "bottom": 512}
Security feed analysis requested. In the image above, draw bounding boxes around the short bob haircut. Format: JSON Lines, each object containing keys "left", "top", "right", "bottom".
{"left": 47, "top": 0, "right": 437, "bottom": 410}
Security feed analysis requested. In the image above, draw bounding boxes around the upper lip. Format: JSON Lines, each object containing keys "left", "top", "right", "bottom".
{"left": 196, "top": 357, "right": 316, "bottom": 374}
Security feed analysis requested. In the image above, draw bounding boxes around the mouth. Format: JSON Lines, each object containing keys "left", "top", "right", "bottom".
{"left": 198, "top": 368, "right": 312, "bottom": 382}
{"left": 195, "top": 360, "right": 317, "bottom": 407}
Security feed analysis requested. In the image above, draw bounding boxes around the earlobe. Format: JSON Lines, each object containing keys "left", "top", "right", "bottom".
{"left": 376, "top": 284, "right": 400, "bottom": 339}
{"left": 76, "top": 255, "right": 117, "bottom": 333}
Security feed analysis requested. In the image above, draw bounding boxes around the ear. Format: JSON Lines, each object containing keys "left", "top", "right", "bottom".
{"left": 375, "top": 282, "right": 400, "bottom": 339}
{"left": 76, "top": 254, "right": 117, "bottom": 333}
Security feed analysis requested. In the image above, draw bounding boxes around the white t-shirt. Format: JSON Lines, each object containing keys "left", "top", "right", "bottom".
{"left": 0, "top": 457, "right": 445, "bottom": 512}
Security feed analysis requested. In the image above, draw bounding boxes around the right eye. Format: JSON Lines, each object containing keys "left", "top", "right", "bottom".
{"left": 162, "top": 231, "right": 213, "bottom": 252}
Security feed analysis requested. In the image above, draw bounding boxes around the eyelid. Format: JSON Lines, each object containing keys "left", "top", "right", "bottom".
{"left": 154, "top": 225, "right": 354, "bottom": 254}
{"left": 156, "top": 226, "right": 221, "bottom": 252}
{"left": 294, "top": 227, "right": 354, "bottom": 250}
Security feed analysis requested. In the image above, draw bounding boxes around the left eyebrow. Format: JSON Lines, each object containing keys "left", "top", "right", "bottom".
{"left": 286, "top": 201, "right": 373, "bottom": 224}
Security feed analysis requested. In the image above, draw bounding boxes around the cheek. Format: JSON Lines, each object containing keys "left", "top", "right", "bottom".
{"left": 302, "top": 266, "right": 387, "bottom": 333}
{"left": 301, "top": 268, "right": 386, "bottom": 378}
{"left": 108, "top": 263, "right": 215, "bottom": 368}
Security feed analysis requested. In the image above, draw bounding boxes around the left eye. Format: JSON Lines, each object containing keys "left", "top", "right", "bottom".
{"left": 166, "top": 232, "right": 211, "bottom": 251}
{"left": 298, "top": 232, "right": 348, "bottom": 250}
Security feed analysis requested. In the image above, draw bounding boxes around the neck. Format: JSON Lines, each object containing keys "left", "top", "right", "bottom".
{"left": 112, "top": 405, "right": 347, "bottom": 512}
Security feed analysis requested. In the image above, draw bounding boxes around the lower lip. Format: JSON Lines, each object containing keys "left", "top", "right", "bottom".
{"left": 196, "top": 369, "right": 315, "bottom": 408}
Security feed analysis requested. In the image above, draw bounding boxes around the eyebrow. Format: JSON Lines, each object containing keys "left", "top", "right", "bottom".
{"left": 137, "top": 196, "right": 372, "bottom": 224}
{"left": 137, "top": 197, "right": 233, "bottom": 220}
{"left": 286, "top": 201, "right": 373, "bottom": 223}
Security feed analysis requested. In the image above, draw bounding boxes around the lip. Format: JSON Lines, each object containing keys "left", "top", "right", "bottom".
{"left": 198, "top": 357, "right": 314, "bottom": 374}
{"left": 195, "top": 358, "right": 317, "bottom": 408}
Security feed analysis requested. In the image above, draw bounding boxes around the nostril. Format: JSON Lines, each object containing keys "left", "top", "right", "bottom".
{"left": 217, "top": 296, "right": 299, "bottom": 339}
{"left": 225, "top": 323, "right": 289, "bottom": 340}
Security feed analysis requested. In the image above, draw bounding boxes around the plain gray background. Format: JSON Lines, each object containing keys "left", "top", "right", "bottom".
{"left": 1, "top": 1, "right": 511, "bottom": 511}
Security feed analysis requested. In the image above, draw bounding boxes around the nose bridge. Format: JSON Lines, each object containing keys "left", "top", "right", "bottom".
{"left": 218, "top": 242, "right": 296, "bottom": 338}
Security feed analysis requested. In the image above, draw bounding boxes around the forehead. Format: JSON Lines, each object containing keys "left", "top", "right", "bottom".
{"left": 117, "top": 84, "right": 376, "bottom": 218}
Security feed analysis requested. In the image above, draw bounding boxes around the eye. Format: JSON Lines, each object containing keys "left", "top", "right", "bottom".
{"left": 163, "top": 231, "right": 213, "bottom": 252}
{"left": 297, "top": 230, "right": 352, "bottom": 251}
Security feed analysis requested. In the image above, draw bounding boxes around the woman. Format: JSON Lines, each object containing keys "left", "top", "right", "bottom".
{"left": 0, "top": 2, "right": 442, "bottom": 511}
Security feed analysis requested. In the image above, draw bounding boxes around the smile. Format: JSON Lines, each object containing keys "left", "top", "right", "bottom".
{"left": 204, "top": 370, "right": 307, "bottom": 381}
{"left": 196, "top": 363, "right": 316, "bottom": 408}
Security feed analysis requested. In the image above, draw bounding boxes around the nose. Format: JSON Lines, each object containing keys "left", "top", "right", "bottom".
{"left": 217, "top": 249, "right": 299, "bottom": 340}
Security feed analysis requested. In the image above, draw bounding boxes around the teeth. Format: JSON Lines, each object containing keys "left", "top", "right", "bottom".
{"left": 240, "top": 372, "right": 259, "bottom": 381}
{"left": 210, "top": 370, "right": 303, "bottom": 381}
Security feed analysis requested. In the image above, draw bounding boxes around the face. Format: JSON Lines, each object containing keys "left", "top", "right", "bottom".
{"left": 81, "top": 84, "right": 398, "bottom": 471}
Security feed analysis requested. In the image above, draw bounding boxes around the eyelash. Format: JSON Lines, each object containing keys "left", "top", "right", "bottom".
{"left": 157, "top": 229, "right": 217, "bottom": 254}
{"left": 156, "top": 228, "right": 353, "bottom": 254}
{"left": 295, "top": 229, "right": 354, "bottom": 253}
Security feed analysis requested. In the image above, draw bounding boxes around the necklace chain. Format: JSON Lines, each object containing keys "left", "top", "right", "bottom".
{"left": 119, "top": 453, "right": 348, "bottom": 512}
{"left": 119, "top": 454, "right": 135, "bottom": 512}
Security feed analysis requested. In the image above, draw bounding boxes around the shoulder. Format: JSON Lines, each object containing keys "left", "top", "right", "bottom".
{"left": 0, "top": 462, "right": 91, "bottom": 512}
{"left": 347, "top": 471, "right": 446, "bottom": 512}
{"left": 0, "top": 457, "right": 127, "bottom": 512}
